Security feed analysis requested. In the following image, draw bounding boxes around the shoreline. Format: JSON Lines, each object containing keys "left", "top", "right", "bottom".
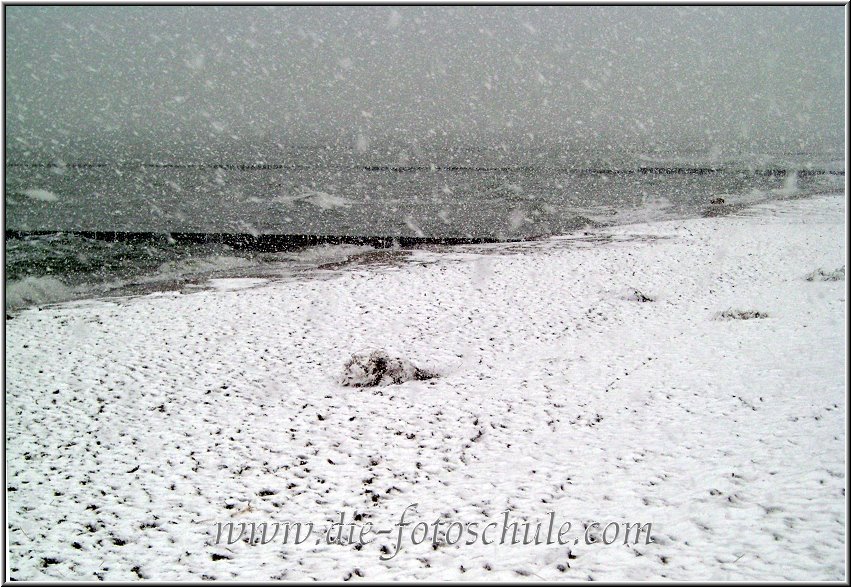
{"left": 6, "top": 188, "right": 843, "bottom": 315}
{"left": 4, "top": 192, "right": 847, "bottom": 580}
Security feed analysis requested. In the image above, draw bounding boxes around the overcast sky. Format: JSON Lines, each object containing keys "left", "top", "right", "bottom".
{"left": 5, "top": 5, "right": 846, "bottom": 156}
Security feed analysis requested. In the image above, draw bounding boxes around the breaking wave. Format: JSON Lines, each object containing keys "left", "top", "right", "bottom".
{"left": 6, "top": 276, "right": 73, "bottom": 311}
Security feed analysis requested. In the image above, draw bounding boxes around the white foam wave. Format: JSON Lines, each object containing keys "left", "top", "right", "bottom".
{"left": 275, "top": 190, "right": 356, "bottom": 210}
{"left": 6, "top": 276, "right": 72, "bottom": 311}
{"left": 21, "top": 189, "right": 59, "bottom": 202}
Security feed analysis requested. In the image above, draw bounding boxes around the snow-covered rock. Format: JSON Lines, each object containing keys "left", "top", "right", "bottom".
{"left": 340, "top": 349, "right": 435, "bottom": 387}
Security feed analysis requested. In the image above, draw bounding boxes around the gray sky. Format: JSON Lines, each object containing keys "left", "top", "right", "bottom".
{"left": 5, "top": 5, "right": 846, "bottom": 157}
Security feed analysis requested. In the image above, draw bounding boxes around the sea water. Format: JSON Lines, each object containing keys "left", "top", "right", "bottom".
{"left": 4, "top": 148, "right": 844, "bottom": 310}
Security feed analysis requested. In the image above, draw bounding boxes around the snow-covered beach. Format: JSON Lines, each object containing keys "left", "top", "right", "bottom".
{"left": 5, "top": 193, "right": 846, "bottom": 580}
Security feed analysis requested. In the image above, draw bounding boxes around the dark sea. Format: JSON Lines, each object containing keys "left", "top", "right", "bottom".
{"left": 4, "top": 147, "right": 845, "bottom": 310}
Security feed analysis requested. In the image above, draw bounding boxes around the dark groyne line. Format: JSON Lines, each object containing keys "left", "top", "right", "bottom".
{"left": 5, "top": 230, "right": 508, "bottom": 251}
{"left": 5, "top": 163, "right": 319, "bottom": 171}
{"left": 5, "top": 162, "right": 844, "bottom": 176}
{"left": 637, "top": 167, "right": 843, "bottom": 177}
{"left": 360, "top": 165, "right": 540, "bottom": 173}
{"left": 795, "top": 169, "right": 841, "bottom": 177}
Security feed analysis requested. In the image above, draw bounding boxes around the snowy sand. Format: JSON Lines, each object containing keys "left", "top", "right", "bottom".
{"left": 5, "top": 194, "right": 846, "bottom": 581}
